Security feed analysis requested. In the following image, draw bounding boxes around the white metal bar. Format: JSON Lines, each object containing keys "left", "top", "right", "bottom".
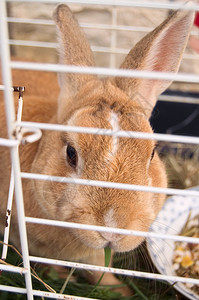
{"left": 10, "top": 61, "right": 199, "bottom": 84}
{"left": 0, "top": 2, "right": 15, "bottom": 136}
{"left": 183, "top": 53, "right": 199, "bottom": 60}
{"left": 18, "top": 121, "right": 199, "bottom": 144}
{"left": 29, "top": 256, "right": 199, "bottom": 286}
{"left": 26, "top": 216, "right": 199, "bottom": 244}
{"left": 0, "top": 84, "right": 6, "bottom": 90}
{"left": 0, "top": 138, "right": 19, "bottom": 147}
{"left": 9, "top": 148, "right": 33, "bottom": 300}
{"left": 93, "top": 45, "right": 128, "bottom": 54}
{"left": 158, "top": 94, "right": 199, "bottom": 104}
{"left": 0, "top": 285, "right": 27, "bottom": 294}
{"left": 2, "top": 86, "right": 198, "bottom": 106}
{"left": 0, "top": 285, "right": 98, "bottom": 300}
{"left": 6, "top": 16, "right": 154, "bottom": 31}
{"left": 9, "top": 39, "right": 57, "bottom": 49}
{"left": 7, "top": 17, "right": 54, "bottom": 26}
{"left": 0, "top": 1, "right": 33, "bottom": 299}
{"left": 0, "top": 263, "right": 27, "bottom": 274}
{"left": 21, "top": 172, "right": 199, "bottom": 198}
{"left": 6, "top": 17, "right": 199, "bottom": 38}
{"left": 5, "top": 0, "right": 199, "bottom": 11}
{"left": 110, "top": 6, "right": 117, "bottom": 68}
{"left": 33, "top": 291, "right": 97, "bottom": 300}
{"left": 8, "top": 39, "right": 128, "bottom": 53}
{"left": 6, "top": 17, "right": 199, "bottom": 39}
{"left": 2, "top": 95, "right": 24, "bottom": 260}
{"left": 1, "top": 172, "right": 14, "bottom": 260}
{"left": 7, "top": 40, "right": 199, "bottom": 61}
{"left": 0, "top": 85, "right": 25, "bottom": 92}
{"left": 31, "top": 255, "right": 199, "bottom": 286}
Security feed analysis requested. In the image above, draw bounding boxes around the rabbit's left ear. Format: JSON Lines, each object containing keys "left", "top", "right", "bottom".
{"left": 115, "top": 7, "right": 194, "bottom": 117}
{"left": 53, "top": 4, "right": 96, "bottom": 98}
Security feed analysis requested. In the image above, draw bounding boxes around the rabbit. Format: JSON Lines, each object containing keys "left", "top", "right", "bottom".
{"left": 0, "top": 4, "right": 194, "bottom": 296}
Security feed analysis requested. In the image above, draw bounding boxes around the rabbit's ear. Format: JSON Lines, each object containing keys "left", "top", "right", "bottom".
{"left": 115, "top": 7, "right": 194, "bottom": 117}
{"left": 53, "top": 4, "right": 96, "bottom": 98}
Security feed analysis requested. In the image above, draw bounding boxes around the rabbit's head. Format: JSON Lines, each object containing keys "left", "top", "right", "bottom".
{"left": 31, "top": 5, "right": 194, "bottom": 252}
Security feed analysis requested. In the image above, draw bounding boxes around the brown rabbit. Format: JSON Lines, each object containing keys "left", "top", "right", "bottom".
{"left": 0, "top": 4, "right": 194, "bottom": 296}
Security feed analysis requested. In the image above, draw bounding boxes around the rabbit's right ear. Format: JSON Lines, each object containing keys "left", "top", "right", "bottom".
{"left": 115, "top": 6, "right": 194, "bottom": 118}
{"left": 53, "top": 5, "right": 96, "bottom": 99}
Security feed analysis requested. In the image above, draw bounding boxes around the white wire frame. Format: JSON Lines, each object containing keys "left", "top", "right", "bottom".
{"left": 5, "top": 0, "right": 199, "bottom": 108}
{"left": 5, "top": 17, "right": 199, "bottom": 64}
{"left": 4, "top": 0, "right": 199, "bottom": 11}
{"left": 5, "top": 0, "right": 199, "bottom": 104}
{"left": 0, "top": 1, "right": 199, "bottom": 300}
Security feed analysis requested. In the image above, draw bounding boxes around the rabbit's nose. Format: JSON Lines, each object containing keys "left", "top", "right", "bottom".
{"left": 103, "top": 208, "right": 117, "bottom": 228}
{"left": 101, "top": 208, "right": 124, "bottom": 242}
{"left": 100, "top": 231, "right": 122, "bottom": 243}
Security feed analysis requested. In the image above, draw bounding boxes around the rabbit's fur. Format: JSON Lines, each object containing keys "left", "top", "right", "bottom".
{"left": 0, "top": 4, "right": 194, "bottom": 295}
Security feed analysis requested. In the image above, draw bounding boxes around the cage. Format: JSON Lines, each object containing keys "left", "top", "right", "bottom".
{"left": 0, "top": 1, "right": 199, "bottom": 299}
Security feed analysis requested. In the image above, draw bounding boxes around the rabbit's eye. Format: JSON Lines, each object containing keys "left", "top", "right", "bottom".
{"left": 150, "top": 148, "right": 155, "bottom": 161}
{"left": 66, "top": 145, "right": 77, "bottom": 168}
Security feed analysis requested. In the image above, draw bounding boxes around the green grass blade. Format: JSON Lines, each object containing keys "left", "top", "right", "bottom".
{"left": 104, "top": 247, "right": 111, "bottom": 267}
{"left": 87, "top": 247, "right": 112, "bottom": 297}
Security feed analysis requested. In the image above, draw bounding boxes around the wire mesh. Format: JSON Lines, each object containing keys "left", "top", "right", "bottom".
{"left": 0, "top": 1, "right": 199, "bottom": 299}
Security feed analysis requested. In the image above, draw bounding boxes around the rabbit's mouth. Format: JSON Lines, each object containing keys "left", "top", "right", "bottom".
{"left": 103, "top": 234, "right": 146, "bottom": 253}
{"left": 71, "top": 226, "right": 146, "bottom": 253}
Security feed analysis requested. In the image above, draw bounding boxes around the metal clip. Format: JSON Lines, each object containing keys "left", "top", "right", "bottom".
{"left": 13, "top": 86, "right": 42, "bottom": 145}
{"left": 16, "top": 127, "right": 42, "bottom": 145}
